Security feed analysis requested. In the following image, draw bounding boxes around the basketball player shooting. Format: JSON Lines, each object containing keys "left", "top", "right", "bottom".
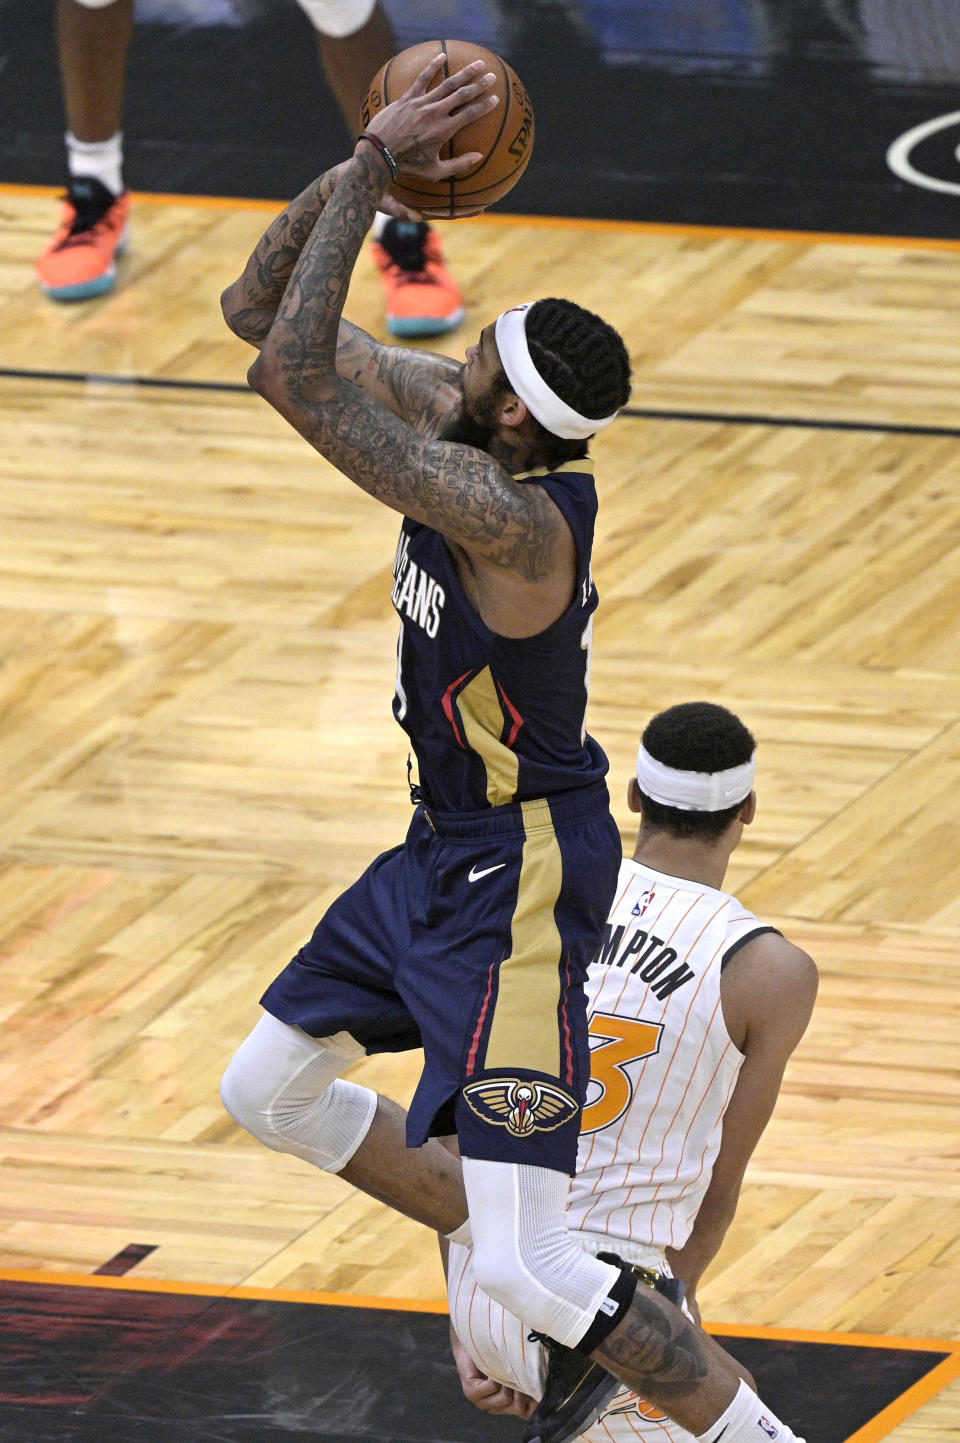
{"left": 218, "top": 56, "right": 807, "bottom": 1443}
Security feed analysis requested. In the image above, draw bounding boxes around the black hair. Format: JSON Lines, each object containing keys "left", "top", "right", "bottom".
{"left": 638, "top": 701, "right": 756, "bottom": 841}
{"left": 506, "top": 298, "right": 632, "bottom": 467}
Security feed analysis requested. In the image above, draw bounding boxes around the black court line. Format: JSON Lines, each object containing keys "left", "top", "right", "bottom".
{"left": 94, "top": 1243, "right": 158, "bottom": 1277}
{"left": 4, "top": 365, "right": 960, "bottom": 440}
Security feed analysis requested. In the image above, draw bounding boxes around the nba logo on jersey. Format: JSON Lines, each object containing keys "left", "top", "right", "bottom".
{"left": 632, "top": 887, "right": 656, "bottom": 917}
{"left": 757, "top": 1417, "right": 780, "bottom": 1439}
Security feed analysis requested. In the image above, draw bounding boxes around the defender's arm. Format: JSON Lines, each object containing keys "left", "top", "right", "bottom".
{"left": 664, "top": 934, "right": 818, "bottom": 1303}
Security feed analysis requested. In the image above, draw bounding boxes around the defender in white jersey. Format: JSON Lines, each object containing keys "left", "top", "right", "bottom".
{"left": 447, "top": 702, "right": 818, "bottom": 1442}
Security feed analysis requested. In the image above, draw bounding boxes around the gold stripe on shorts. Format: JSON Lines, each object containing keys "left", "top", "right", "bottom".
{"left": 484, "top": 798, "right": 564, "bottom": 1078}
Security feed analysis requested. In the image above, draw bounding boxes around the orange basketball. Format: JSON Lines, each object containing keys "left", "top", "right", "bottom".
{"left": 359, "top": 40, "right": 534, "bottom": 219}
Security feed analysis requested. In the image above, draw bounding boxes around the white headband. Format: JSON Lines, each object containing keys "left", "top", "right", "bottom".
{"left": 636, "top": 744, "right": 756, "bottom": 812}
{"left": 494, "top": 304, "right": 621, "bottom": 440}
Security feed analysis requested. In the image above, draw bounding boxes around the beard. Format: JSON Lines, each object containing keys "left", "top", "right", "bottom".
{"left": 440, "top": 390, "right": 501, "bottom": 451}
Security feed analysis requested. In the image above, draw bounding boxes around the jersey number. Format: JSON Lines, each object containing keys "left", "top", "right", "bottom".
{"left": 580, "top": 1013, "right": 664, "bottom": 1134}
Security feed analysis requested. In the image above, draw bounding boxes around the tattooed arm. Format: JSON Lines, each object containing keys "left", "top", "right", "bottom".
{"left": 221, "top": 174, "right": 459, "bottom": 431}
{"left": 220, "top": 165, "right": 349, "bottom": 349}
{"left": 336, "top": 320, "right": 463, "bottom": 433}
{"left": 246, "top": 58, "right": 575, "bottom": 613}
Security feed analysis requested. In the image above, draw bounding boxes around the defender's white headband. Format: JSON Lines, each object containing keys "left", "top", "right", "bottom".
{"left": 494, "top": 304, "right": 621, "bottom": 440}
{"left": 636, "top": 744, "right": 756, "bottom": 812}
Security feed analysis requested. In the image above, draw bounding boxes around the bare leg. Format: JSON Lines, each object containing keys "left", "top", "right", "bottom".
{"left": 339, "top": 1094, "right": 467, "bottom": 1235}
{"left": 311, "top": 2, "right": 396, "bottom": 140}
{"left": 57, "top": 0, "right": 133, "bottom": 142}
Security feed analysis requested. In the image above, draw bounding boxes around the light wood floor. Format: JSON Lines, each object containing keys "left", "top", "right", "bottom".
{"left": 1, "top": 186, "right": 958, "bottom": 1438}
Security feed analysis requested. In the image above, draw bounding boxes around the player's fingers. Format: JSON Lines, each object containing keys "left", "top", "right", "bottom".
{"left": 464, "top": 1377, "right": 501, "bottom": 1405}
{"left": 427, "top": 58, "right": 490, "bottom": 101}
{"left": 502, "top": 1390, "right": 538, "bottom": 1419}
{"left": 403, "top": 53, "right": 448, "bottom": 98}
{"left": 378, "top": 193, "right": 423, "bottom": 222}
{"left": 433, "top": 86, "right": 499, "bottom": 131}
{"left": 429, "top": 152, "right": 484, "bottom": 179}
{"left": 475, "top": 1385, "right": 521, "bottom": 1414}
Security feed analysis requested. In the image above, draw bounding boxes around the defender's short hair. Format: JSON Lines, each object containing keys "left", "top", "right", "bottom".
{"left": 639, "top": 702, "right": 756, "bottom": 841}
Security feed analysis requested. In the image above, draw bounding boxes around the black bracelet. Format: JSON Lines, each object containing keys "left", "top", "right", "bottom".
{"left": 356, "top": 132, "right": 399, "bottom": 181}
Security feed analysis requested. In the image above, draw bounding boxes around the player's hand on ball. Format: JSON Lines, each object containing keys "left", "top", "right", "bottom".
{"left": 364, "top": 55, "right": 499, "bottom": 180}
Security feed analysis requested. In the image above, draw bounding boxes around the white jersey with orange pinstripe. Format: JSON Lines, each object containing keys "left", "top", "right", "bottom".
{"left": 447, "top": 857, "right": 778, "bottom": 1440}
{"left": 567, "top": 857, "right": 774, "bottom": 1254}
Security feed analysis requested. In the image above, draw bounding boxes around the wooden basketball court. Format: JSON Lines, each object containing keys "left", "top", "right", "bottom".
{"left": 0, "top": 185, "right": 958, "bottom": 1438}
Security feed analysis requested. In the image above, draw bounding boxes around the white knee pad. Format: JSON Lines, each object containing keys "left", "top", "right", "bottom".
{"left": 71, "top": 0, "right": 123, "bottom": 9}
{"left": 220, "top": 1011, "right": 376, "bottom": 1173}
{"left": 461, "top": 1158, "right": 620, "bottom": 1348}
{"left": 295, "top": 0, "right": 378, "bottom": 40}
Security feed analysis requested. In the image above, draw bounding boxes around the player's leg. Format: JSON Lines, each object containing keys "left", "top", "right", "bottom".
{"left": 293, "top": 0, "right": 465, "bottom": 337}
{"left": 296, "top": 0, "right": 393, "bottom": 135}
{"left": 37, "top": 0, "right": 132, "bottom": 299}
{"left": 221, "top": 814, "right": 468, "bottom": 1234}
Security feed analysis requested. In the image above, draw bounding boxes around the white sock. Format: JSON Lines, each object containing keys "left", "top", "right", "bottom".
{"left": 66, "top": 131, "right": 124, "bottom": 197}
{"left": 697, "top": 1380, "right": 805, "bottom": 1443}
{"left": 444, "top": 1219, "right": 473, "bottom": 1246}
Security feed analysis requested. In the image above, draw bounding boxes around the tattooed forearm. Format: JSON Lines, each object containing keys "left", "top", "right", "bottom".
{"left": 252, "top": 151, "right": 385, "bottom": 400}
{"left": 221, "top": 166, "right": 345, "bottom": 346}
{"left": 593, "top": 1290, "right": 712, "bottom": 1401}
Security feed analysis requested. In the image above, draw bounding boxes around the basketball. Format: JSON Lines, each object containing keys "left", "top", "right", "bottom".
{"left": 359, "top": 40, "right": 534, "bottom": 219}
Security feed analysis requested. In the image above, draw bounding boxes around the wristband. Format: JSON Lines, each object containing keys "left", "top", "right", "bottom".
{"left": 356, "top": 132, "right": 399, "bottom": 181}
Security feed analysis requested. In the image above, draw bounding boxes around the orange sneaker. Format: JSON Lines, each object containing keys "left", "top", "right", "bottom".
{"left": 36, "top": 177, "right": 130, "bottom": 301}
{"left": 371, "top": 220, "right": 464, "bottom": 337}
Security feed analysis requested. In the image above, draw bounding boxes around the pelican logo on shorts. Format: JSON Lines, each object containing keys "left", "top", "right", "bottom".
{"left": 462, "top": 1077, "right": 579, "bottom": 1137}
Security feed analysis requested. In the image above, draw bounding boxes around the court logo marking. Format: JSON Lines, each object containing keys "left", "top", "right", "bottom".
{"left": 887, "top": 110, "right": 960, "bottom": 195}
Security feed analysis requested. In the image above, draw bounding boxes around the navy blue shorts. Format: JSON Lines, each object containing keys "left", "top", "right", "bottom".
{"left": 261, "top": 781, "right": 620, "bottom": 1172}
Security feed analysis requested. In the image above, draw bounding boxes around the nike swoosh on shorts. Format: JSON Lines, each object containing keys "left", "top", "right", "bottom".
{"left": 467, "top": 862, "right": 507, "bottom": 882}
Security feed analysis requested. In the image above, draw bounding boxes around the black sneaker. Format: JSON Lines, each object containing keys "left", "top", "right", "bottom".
{"left": 522, "top": 1334, "right": 619, "bottom": 1443}
{"left": 523, "top": 1256, "right": 684, "bottom": 1443}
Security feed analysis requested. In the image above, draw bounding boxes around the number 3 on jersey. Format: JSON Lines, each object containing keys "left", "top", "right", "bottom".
{"left": 581, "top": 1012, "right": 664, "bottom": 1134}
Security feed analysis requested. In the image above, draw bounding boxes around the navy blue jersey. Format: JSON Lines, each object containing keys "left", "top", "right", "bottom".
{"left": 390, "top": 460, "right": 608, "bottom": 812}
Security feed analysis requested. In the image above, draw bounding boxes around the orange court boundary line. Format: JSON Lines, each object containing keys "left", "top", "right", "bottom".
{"left": 2, "top": 1268, "right": 957, "bottom": 1440}
{"left": 2, "top": 1266, "right": 957, "bottom": 1351}
{"left": 0, "top": 1266, "right": 448, "bottom": 1314}
{"left": 5, "top": 179, "right": 960, "bottom": 255}
{"left": 842, "top": 1352, "right": 960, "bottom": 1443}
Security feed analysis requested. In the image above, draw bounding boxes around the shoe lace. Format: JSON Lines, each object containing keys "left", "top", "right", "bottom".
{"left": 379, "top": 221, "right": 434, "bottom": 278}
{"left": 59, "top": 181, "right": 116, "bottom": 239}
